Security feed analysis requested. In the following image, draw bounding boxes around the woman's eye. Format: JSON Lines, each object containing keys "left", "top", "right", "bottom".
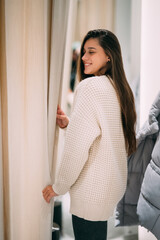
{"left": 89, "top": 51, "right": 95, "bottom": 54}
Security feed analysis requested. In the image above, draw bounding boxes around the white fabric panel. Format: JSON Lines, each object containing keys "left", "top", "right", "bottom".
{"left": 48, "top": 0, "right": 78, "bottom": 183}
{"left": 0, "top": 0, "right": 78, "bottom": 239}
{"left": 0, "top": 87, "right": 4, "bottom": 240}
{"left": 75, "top": 0, "right": 115, "bottom": 42}
{"left": 47, "top": 0, "right": 70, "bottom": 182}
{"left": 0, "top": 0, "right": 9, "bottom": 239}
{"left": 56, "top": 0, "right": 78, "bottom": 182}
{"left": 114, "top": 0, "right": 131, "bottom": 82}
{"left": 61, "top": 0, "right": 78, "bottom": 109}
{"left": 140, "top": 0, "right": 160, "bottom": 127}
{"left": 130, "top": 0, "right": 141, "bottom": 82}
{"left": 4, "top": 0, "right": 52, "bottom": 239}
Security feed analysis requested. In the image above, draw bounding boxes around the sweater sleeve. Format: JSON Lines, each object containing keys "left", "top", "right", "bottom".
{"left": 53, "top": 82, "right": 101, "bottom": 195}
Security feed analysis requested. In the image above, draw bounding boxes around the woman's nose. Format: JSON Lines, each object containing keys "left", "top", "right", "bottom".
{"left": 82, "top": 53, "right": 87, "bottom": 61}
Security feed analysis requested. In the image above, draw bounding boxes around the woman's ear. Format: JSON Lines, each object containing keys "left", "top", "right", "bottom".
{"left": 106, "top": 56, "right": 110, "bottom": 62}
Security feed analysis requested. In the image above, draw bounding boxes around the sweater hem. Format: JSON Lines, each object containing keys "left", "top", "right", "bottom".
{"left": 70, "top": 197, "right": 115, "bottom": 221}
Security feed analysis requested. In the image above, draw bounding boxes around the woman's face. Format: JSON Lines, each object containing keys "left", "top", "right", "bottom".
{"left": 82, "top": 38, "right": 110, "bottom": 76}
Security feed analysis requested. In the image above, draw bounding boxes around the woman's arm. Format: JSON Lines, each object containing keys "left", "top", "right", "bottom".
{"left": 52, "top": 83, "right": 101, "bottom": 196}
{"left": 42, "top": 81, "right": 100, "bottom": 202}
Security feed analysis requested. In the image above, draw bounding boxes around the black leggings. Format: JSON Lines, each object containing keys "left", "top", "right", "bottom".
{"left": 72, "top": 215, "right": 107, "bottom": 240}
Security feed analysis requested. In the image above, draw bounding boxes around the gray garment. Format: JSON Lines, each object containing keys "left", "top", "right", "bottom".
{"left": 115, "top": 92, "right": 160, "bottom": 239}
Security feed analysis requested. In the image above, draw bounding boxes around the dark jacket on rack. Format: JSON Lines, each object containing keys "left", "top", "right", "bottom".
{"left": 115, "top": 92, "right": 160, "bottom": 239}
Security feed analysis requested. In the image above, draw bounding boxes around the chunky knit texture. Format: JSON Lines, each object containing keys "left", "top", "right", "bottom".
{"left": 53, "top": 75, "right": 127, "bottom": 221}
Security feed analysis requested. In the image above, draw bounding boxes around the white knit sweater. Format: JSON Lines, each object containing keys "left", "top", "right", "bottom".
{"left": 53, "top": 75, "right": 127, "bottom": 221}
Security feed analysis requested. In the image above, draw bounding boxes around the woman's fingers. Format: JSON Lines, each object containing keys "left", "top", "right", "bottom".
{"left": 42, "top": 187, "right": 51, "bottom": 202}
{"left": 56, "top": 113, "right": 69, "bottom": 128}
{"left": 56, "top": 114, "right": 66, "bottom": 120}
{"left": 42, "top": 185, "right": 57, "bottom": 203}
{"left": 43, "top": 192, "right": 53, "bottom": 203}
{"left": 57, "top": 105, "right": 65, "bottom": 115}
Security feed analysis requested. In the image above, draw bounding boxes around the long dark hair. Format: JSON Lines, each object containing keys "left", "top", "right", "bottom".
{"left": 77, "top": 29, "right": 137, "bottom": 156}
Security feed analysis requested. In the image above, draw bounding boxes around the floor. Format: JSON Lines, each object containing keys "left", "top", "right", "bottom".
{"left": 55, "top": 193, "right": 138, "bottom": 240}
{"left": 60, "top": 234, "right": 138, "bottom": 240}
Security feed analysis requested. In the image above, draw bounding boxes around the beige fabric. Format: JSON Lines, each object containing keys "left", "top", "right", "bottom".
{"left": 0, "top": 79, "right": 4, "bottom": 240}
{"left": 56, "top": 0, "right": 78, "bottom": 172}
{"left": 48, "top": 0, "right": 78, "bottom": 183}
{"left": 1, "top": 1, "right": 52, "bottom": 239}
{"left": 0, "top": 1, "right": 8, "bottom": 239}
{"left": 140, "top": 0, "right": 160, "bottom": 127}
{"left": 0, "top": 0, "right": 77, "bottom": 239}
{"left": 75, "top": 0, "right": 115, "bottom": 42}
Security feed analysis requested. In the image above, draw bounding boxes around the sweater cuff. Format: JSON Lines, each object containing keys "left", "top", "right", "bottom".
{"left": 52, "top": 182, "right": 70, "bottom": 196}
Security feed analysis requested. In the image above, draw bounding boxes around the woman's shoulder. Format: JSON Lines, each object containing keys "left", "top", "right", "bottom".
{"left": 73, "top": 75, "right": 118, "bottom": 108}
{"left": 76, "top": 75, "right": 111, "bottom": 93}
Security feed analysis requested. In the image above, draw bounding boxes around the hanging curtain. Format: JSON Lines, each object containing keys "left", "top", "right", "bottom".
{"left": 48, "top": 0, "right": 78, "bottom": 182}
{"left": 0, "top": 1, "right": 8, "bottom": 239}
{"left": 75, "top": 0, "right": 115, "bottom": 42}
{"left": 0, "top": 0, "right": 77, "bottom": 239}
{"left": 0, "top": 85, "right": 4, "bottom": 240}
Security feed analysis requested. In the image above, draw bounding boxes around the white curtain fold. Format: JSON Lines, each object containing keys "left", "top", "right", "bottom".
{"left": 2, "top": 0, "right": 52, "bottom": 239}
{"left": 0, "top": 0, "right": 77, "bottom": 239}
{"left": 0, "top": 86, "right": 4, "bottom": 240}
{"left": 47, "top": 0, "right": 70, "bottom": 183}
{"left": 75, "top": 0, "right": 115, "bottom": 42}
{"left": 0, "top": 1, "right": 8, "bottom": 239}
{"left": 49, "top": 0, "right": 78, "bottom": 183}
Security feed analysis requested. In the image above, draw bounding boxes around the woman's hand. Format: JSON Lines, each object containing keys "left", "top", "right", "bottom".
{"left": 42, "top": 185, "right": 58, "bottom": 203}
{"left": 56, "top": 105, "right": 69, "bottom": 128}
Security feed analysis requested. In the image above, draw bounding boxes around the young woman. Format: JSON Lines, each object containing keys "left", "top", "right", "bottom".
{"left": 43, "top": 29, "right": 136, "bottom": 240}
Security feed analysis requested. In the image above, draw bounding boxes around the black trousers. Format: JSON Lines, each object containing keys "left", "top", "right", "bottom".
{"left": 72, "top": 215, "right": 107, "bottom": 240}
